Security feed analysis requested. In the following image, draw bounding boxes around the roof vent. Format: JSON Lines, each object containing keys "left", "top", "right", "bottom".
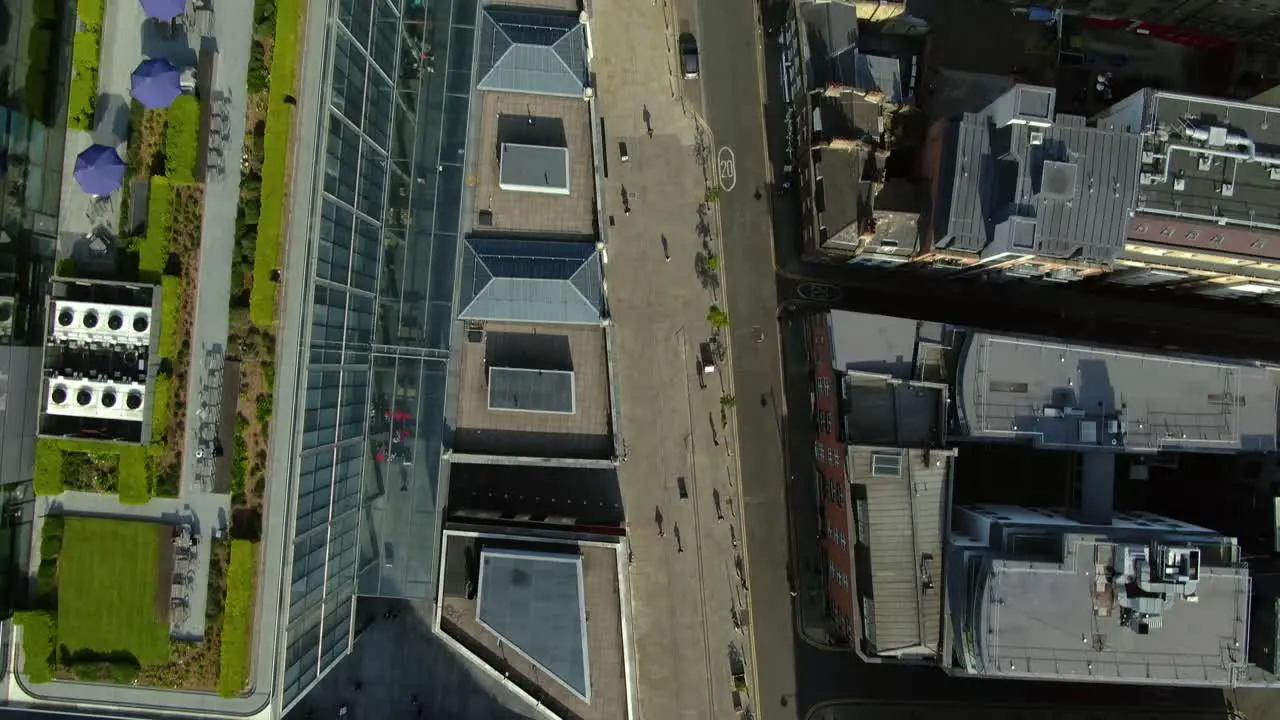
{"left": 126, "top": 391, "right": 143, "bottom": 410}
{"left": 100, "top": 389, "right": 117, "bottom": 408}
{"left": 57, "top": 309, "right": 75, "bottom": 327}
{"left": 76, "top": 388, "right": 94, "bottom": 407}
{"left": 1030, "top": 131, "right": 1045, "bottom": 145}
{"left": 51, "top": 386, "right": 67, "bottom": 405}
{"left": 107, "top": 312, "right": 124, "bottom": 330}
{"left": 133, "top": 314, "right": 149, "bottom": 333}
{"left": 82, "top": 310, "right": 99, "bottom": 329}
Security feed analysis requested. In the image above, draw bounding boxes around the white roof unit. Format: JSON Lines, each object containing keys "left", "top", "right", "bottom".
{"left": 45, "top": 380, "right": 147, "bottom": 422}
{"left": 52, "top": 301, "right": 153, "bottom": 347}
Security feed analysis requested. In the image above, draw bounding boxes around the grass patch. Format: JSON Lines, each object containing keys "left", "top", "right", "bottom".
{"left": 68, "top": 30, "right": 100, "bottom": 131}
{"left": 159, "top": 276, "right": 181, "bottom": 360}
{"left": 217, "top": 540, "right": 255, "bottom": 697}
{"left": 164, "top": 96, "right": 201, "bottom": 184}
{"left": 151, "top": 374, "right": 173, "bottom": 443}
{"left": 140, "top": 177, "right": 173, "bottom": 279}
{"left": 57, "top": 517, "right": 170, "bottom": 666}
{"left": 15, "top": 611, "right": 56, "bottom": 683}
{"left": 252, "top": 0, "right": 303, "bottom": 328}
{"left": 33, "top": 439, "right": 151, "bottom": 503}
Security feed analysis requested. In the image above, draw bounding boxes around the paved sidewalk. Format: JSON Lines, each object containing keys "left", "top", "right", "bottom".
{"left": 591, "top": 0, "right": 748, "bottom": 718}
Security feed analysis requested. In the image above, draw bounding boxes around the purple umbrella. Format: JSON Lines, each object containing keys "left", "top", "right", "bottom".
{"left": 74, "top": 145, "right": 126, "bottom": 196}
{"left": 131, "top": 58, "right": 182, "bottom": 109}
{"left": 140, "top": 0, "right": 186, "bottom": 21}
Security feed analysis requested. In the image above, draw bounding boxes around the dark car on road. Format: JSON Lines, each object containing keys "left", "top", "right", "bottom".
{"left": 680, "top": 33, "right": 699, "bottom": 79}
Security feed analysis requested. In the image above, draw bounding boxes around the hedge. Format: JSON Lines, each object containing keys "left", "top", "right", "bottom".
{"left": 159, "top": 276, "right": 181, "bottom": 360}
{"left": 15, "top": 611, "right": 56, "bottom": 683}
{"left": 32, "top": 438, "right": 151, "bottom": 503}
{"left": 140, "top": 177, "right": 173, "bottom": 278}
{"left": 76, "top": 0, "right": 104, "bottom": 30}
{"left": 151, "top": 373, "right": 172, "bottom": 443}
{"left": 165, "top": 95, "right": 201, "bottom": 184}
{"left": 251, "top": 0, "right": 304, "bottom": 328}
{"left": 67, "top": 30, "right": 99, "bottom": 131}
{"left": 217, "top": 540, "right": 256, "bottom": 697}
{"left": 33, "top": 439, "right": 64, "bottom": 496}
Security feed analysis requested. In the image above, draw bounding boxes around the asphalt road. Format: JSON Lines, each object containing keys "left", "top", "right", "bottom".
{"left": 693, "top": 0, "right": 1248, "bottom": 718}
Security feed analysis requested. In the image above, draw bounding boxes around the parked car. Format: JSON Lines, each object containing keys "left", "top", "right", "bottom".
{"left": 680, "top": 33, "right": 699, "bottom": 79}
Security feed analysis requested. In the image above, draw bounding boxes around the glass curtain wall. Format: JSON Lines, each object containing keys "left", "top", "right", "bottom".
{"left": 281, "top": 0, "right": 477, "bottom": 708}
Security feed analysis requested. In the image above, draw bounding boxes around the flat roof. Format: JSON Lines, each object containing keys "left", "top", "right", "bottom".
{"left": 499, "top": 143, "right": 571, "bottom": 195}
{"left": 447, "top": 461, "right": 624, "bottom": 527}
{"left": 474, "top": 93, "right": 595, "bottom": 236}
{"left": 843, "top": 374, "right": 945, "bottom": 447}
{"left": 438, "top": 533, "right": 629, "bottom": 720}
{"left": 454, "top": 321, "right": 613, "bottom": 459}
{"left": 979, "top": 535, "right": 1250, "bottom": 684}
{"left": 1133, "top": 91, "right": 1280, "bottom": 249}
{"left": 955, "top": 332, "right": 1280, "bottom": 452}
{"left": 847, "top": 447, "right": 949, "bottom": 657}
{"left": 827, "top": 310, "right": 949, "bottom": 380}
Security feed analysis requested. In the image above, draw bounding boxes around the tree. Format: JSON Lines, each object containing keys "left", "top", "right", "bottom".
{"left": 720, "top": 394, "right": 736, "bottom": 408}
{"left": 706, "top": 254, "right": 719, "bottom": 272}
{"left": 707, "top": 304, "right": 729, "bottom": 329}
{"left": 703, "top": 186, "right": 722, "bottom": 203}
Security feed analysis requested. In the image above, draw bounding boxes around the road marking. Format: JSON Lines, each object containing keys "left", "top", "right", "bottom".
{"left": 717, "top": 146, "right": 737, "bottom": 192}
{"left": 796, "top": 282, "right": 842, "bottom": 302}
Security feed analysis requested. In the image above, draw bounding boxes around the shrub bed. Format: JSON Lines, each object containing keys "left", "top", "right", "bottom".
{"left": 217, "top": 540, "right": 256, "bottom": 697}
{"left": 252, "top": 0, "right": 303, "bottom": 328}
{"left": 164, "top": 96, "right": 201, "bottom": 184}
{"left": 159, "top": 276, "right": 181, "bottom": 360}
{"left": 15, "top": 611, "right": 56, "bottom": 683}
{"left": 66, "top": 0, "right": 105, "bottom": 131}
{"left": 33, "top": 439, "right": 151, "bottom": 503}
{"left": 140, "top": 177, "right": 174, "bottom": 279}
{"left": 151, "top": 374, "right": 173, "bottom": 443}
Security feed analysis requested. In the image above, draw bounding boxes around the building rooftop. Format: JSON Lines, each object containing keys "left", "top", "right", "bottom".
{"left": 954, "top": 332, "right": 1280, "bottom": 453}
{"left": 438, "top": 533, "right": 629, "bottom": 720}
{"left": 848, "top": 446, "right": 950, "bottom": 658}
{"left": 453, "top": 321, "right": 613, "bottom": 459}
{"left": 826, "top": 310, "right": 950, "bottom": 382}
{"left": 446, "top": 461, "right": 624, "bottom": 529}
{"left": 39, "top": 278, "right": 160, "bottom": 443}
{"left": 1114, "top": 91, "right": 1280, "bottom": 257}
{"left": 457, "top": 237, "right": 606, "bottom": 326}
{"left": 843, "top": 374, "right": 946, "bottom": 448}
{"left": 474, "top": 93, "right": 595, "bottom": 235}
{"left": 979, "top": 535, "right": 1250, "bottom": 685}
{"left": 476, "top": 7, "right": 589, "bottom": 98}
{"left": 934, "top": 85, "right": 1142, "bottom": 264}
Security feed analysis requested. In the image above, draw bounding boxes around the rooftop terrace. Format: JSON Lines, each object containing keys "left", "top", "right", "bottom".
{"left": 453, "top": 321, "right": 613, "bottom": 460}
{"left": 473, "top": 93, "right": 595, "bottom": 236}
{"left": 955, "top": 333, "right": 1279, "bottom": 453}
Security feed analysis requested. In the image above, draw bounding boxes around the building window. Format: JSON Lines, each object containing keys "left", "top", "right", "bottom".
{"left": 854, "top": 498, "right": 869, "bottom": 545}
{"left": 861, "top": 596, "right": 876, "bottom": 644}
{"left": 816, "top": 377, "right": 831, "bottom": 396}
{"left": 870, "top": 451, "right": 902, "bottom": 478}
{"left": 814, "top": 441, "right": 823, "bottom": 461}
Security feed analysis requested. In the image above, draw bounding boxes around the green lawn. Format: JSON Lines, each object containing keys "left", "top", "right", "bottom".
{"left": 57, "top": 517, "right": 170, "bottom": 666}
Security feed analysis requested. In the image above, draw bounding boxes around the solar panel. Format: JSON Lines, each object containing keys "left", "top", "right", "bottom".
{"left": 476, "top": 549, "right": 590, "bottom": 700}
{"left": 488, "top": 367, "right": 576, "bottom": 414}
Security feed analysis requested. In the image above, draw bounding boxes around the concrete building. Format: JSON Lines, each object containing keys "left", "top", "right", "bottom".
{"left": 919, "top": 84, "right": 1143, "bottom": 281}
{"left": 1093, "top": 90, "right": 1280, "bottom": 301}
{"left": 804, "top": 308, "right": 1277, "bottom": 682}
{"left": 995, "top": 0, "right": 1276, "bottom": 51}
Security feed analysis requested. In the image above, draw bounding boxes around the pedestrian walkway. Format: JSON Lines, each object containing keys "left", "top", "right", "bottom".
{"left": 589, "top": 0, "right": 751, "bottom": 717}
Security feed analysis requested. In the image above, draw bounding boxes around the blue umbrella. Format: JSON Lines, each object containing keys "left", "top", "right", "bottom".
{"left": 131, "top": 58, "right": 182, "bottom": 109}
{"left": 139, "top": 0, "right": 186, "bottom": 21}
{"left": 74, "top": 145, "right": 126, "bottom": 196}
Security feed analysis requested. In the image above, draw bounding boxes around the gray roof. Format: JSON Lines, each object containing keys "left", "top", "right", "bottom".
{"left": 935, "top": 85, "right": 1141, "bottom": 263}
{"left": 499, "top": 143, "right": 570, "bottom": 194}
{"left": 843, "top": 374, "right": 945, "bottom": 448}
{"left": 852, "top": 51, "right": 908, "bottom": 104}
{"left": 847, "top": 447, "right": 948, "bottom": 657}
{"left": 458, "top": 238, "right": 605, "bottom": 325}
{"left": 800, "top": 0, "right": 859, "bottom": 87}
{"left": 488, "top": 367, "right": 576, "bottom": 414}
{"left": 976, "top": 536, "right": 1250, "bottom": 685}
{"left": 827, "top": 310, "right": 947, "bottom": 379}
{"left": 476, "top": 8, "right": 589, "bottom": 98}
{"left": 955, "top": 332, "right": 1280, "bottom": 453}
{"left": 476, "top": 548, "right": 591, "bottom": 700}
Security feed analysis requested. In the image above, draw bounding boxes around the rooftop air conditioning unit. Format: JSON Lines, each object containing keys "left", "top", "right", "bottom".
{"left": 81, "top": 308, "right": 100, "bottom": 330}
{"left": 57, "top": 307, "right": 75, "bottom": 328}
{"left": 75, "top": 386, "right": 95, "bottom": 407}
{"left": 50, "top": 385, "right": 68, "bottom": 405}
{"left": 133, "top": 313, "right": 150, "bottom": 333}
{"left": 1030, "top": 131, "right": 1045, "bottom": 145}
{"left": 126, "top": 390, "right": 144, "bottom": 411}
{"left": 100, "top": 387, "right": 118, "bottom": 409}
